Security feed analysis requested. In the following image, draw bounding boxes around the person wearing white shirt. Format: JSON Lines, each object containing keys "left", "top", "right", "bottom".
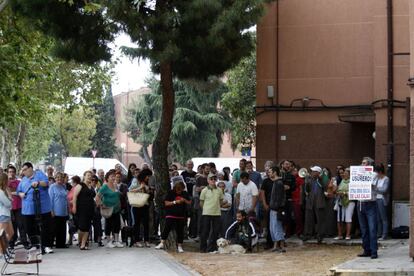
{"left": 235, "top": 172, "right": 259, "bottom": 214}
{"left": 0, "top": 173, "right": 13, "bottom": 241}
{"left": 374, "top": 164, "right": 390, "bottom": 240}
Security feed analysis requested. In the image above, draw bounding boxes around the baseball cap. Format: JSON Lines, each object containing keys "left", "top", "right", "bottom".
{"left": 208, "top": 172, "right": 217, "bottom": 179}
{"left": 310, "top": 166, "right": 322, "bottom": 173}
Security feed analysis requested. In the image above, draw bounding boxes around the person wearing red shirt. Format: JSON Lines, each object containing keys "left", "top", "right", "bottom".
{"left": 7, "top": 165, "right": 28, "bottom": 248}
{"left": 292, "top": 166, "right": 304, "bottom": 237}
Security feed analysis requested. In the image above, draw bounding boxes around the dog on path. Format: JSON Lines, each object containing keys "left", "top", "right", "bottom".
{"left": 214, "top": 238, "right": 246, "bottom": 254}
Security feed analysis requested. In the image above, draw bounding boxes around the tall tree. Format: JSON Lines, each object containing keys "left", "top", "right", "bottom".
{"left": 222, "top": 50, "right": 257, "bottom": 150}
{"left": 88, "top": 90, "right": 117, "bottom": 158}
{"left": 11, "top": 0, "right": 272, "bottom": 199}
{"left": 123, "top": 77, "right": 229, "bottom": 165}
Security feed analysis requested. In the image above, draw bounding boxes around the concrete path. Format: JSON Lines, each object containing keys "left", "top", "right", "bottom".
{"left": 330, "top": 240, "right": 414, "bottom": 275}
{"left": 0, "top": 245, "right": 196, "bottom": 276}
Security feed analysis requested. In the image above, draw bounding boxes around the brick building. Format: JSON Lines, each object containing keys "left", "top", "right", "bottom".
{"left": 256, "top": 0, "right": 410, "bottom": 201}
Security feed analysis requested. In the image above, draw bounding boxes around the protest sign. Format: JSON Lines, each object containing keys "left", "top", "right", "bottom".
{"left": 349, "top": 166, "right": 374, "bottom": 200}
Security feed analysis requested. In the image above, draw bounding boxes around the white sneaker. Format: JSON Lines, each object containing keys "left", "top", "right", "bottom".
{"left": 114, "top": 242, "right": 124, "bottom": 248}
{"left": 106, "top": 241, "right": 115, "bottom": 248}
{"left": 155, "top": 243, "right": 164, "bottom": 250}
{"left": 44, "top": 247, "right": 54, "bottom": 254}
{"left": 177, "top": 246, "right": 184, "bottom": 253}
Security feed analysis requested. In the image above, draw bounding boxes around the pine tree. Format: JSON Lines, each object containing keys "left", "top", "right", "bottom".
{"left": 88, "top": 90, "right": 116, "bottom": 158}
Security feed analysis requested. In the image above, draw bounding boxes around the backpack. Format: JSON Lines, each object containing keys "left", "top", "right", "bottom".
{"left": 391, "top": 226, "right": 409, "bottom": 239}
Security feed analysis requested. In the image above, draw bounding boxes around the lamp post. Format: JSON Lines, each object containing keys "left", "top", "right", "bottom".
{"left": 91, "top": 149, "right": 98, "bottom": 170}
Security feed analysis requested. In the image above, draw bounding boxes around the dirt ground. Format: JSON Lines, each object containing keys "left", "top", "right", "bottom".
{"left": 171, "top": 242, "right": 361, "bottom": 276}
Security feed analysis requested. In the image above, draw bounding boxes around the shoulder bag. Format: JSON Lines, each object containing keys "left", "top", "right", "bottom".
{"left": 127, "top": 192, "right": 150, "bottom": 208}
{"left": 100, "top": 205, "right": 114, "bottom": 218}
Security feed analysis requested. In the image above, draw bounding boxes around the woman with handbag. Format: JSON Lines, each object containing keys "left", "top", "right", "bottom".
{"left": 334, "top": 168, "right": 355, "bottom": 240}
{"left": 268, "top": 166, "right": 286, "bottom": 253}
{"left": 72, "top": 171, "right": 95, "bottom": 250}
{"left": 95, "top": 169, "right": 124, "bottom": 248}
{"left": 129, "top": 169, "right": 153, "bottom": 248}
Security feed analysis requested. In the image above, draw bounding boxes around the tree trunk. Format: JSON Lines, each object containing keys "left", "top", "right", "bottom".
{"left": 14, "top": 124, "right": 26, "bottom": 169}
{"left": 152, "top": 62, "right": 175, "bottom": 199}
{"left": 0, "top": 127, "right": 8, "bottom": 168}
{"left": 142, "top": 145, "right": 152, "bottom": 167}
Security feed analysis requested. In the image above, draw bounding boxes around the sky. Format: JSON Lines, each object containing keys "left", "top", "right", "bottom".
{"left": 111, "top": 33, "right": 151, "bottom": 95}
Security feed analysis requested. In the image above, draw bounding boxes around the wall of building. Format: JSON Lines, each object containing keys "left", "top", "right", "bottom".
{"left": 113, "top": 88, "right": 151, "bottom": 166}
{"left": 256, "top": 0, "right": 410, "bottom": 199}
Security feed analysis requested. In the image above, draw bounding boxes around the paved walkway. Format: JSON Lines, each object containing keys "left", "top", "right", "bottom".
{"left": 0, "top": 245, "right": 196, "bottom": 276}
{"left": 330, "top": 240, "right": 414, "bottom": 275}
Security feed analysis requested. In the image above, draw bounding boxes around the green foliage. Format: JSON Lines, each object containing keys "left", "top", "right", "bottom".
{"left": 222, "top": 50, "right": 256, "bottom": 149}
{"left": 22, "top": 118, "right": 56, "bottom": 163}
{"left": 0, "top": 7, "right": 112, "bottom": 164}
{"left": 109, "top": 0, "right": 265, "bottom": 80}
{"left": 11, "top": 0, "right": 116, "bottom": 64}
{"left": 88, "top": 89, "right": 117, "bottom": 158}
{"left": 123, "top": 77, "right": 230, "bottom": 164}
{"left": 54, "top": 107, "right": 97, "bottom": 157}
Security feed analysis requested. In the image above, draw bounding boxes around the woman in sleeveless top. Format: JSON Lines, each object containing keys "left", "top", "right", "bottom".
{"left": 72, "top": 171, "right": 95, "bottom": 250}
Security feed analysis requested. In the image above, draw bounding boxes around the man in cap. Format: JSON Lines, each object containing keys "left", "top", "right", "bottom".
{"left": 199, "top": 172, "right": 223, "bottom": 253}
{"left": 302, "top": 166, "right": 327, "bottom": 243}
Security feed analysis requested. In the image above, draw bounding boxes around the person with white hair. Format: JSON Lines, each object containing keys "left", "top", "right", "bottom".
{"left": 302, "top": 166, "right": 327, "bottom": 243}
{"left": 356, "top": 156, "right": 379, "bottom": 259}
{"left": 218, "top": 181, "right": 232, "bottom": 238}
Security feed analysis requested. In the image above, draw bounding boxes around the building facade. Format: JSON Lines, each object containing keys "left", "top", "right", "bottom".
{"left": 256, "top": 0, "right": 410, "bottom": 200}
{"left": 113, "top": 88, "right": 151, "bottom": 166}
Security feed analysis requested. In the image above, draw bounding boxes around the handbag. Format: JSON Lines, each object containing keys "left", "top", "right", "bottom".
{"left": 127, "top": 192, "right": 150, "bottom": 208}
{"left": 100, "top": 205, "right": 114, "bottom": 218}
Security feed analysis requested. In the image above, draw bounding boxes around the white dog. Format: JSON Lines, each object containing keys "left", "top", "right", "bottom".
{"left": 215, "top": 238, "right": 246, "bottom": 254}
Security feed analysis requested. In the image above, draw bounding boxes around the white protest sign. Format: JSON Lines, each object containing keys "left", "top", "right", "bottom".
{"left": 349, "top": 166, "right": 374, "bottom": 200}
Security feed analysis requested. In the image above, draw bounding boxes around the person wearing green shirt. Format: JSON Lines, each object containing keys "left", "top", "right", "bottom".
{"left": 95, "top": 169, "right": 124, "bottom": 248}
{"left": 199, "top": 173, "right": 224, "bottom": 253}
{"left": 334, "top": 168, "right": 355, "bottom": 240}
{"left": 231, "top": 159, "right": 247, "bottom": 194}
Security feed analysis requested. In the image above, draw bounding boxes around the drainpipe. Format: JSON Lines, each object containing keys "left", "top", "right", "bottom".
{"left": 386, "top": 0, "right": 394, "bottom": 229}
{"left": 274, "top": 0, "right": 280, "bottom": 163}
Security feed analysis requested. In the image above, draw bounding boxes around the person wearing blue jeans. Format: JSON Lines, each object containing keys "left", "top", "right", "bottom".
{"left": 357, "top": 201, "right": 378, "bottom": 258}
{"left": 357, "top": 157, "right": 379, "bottom": 259}
{"left": 373, "top": 164, "right": 390, "bottom": 240}
{"left": 376, "top": 199, "right": 388, "bottom": 239}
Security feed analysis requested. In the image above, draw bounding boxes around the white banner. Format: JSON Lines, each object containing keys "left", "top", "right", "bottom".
{"left": 349, "top": 166, "right": 374, "bottom": 200}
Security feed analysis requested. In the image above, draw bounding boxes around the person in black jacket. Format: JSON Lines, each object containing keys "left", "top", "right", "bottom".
{"left": 268, "top": 166, "right": 286, "bottom": 253}
{"left": 224, "top": 210, "right": 257, "bottom": 252}
{"left": 280, "top": 160, "right": 296, "bottom": 237}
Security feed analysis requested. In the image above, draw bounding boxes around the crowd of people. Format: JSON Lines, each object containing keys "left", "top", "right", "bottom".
{"left": 0, "top": 156, "right": 389, "bottom": 259}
